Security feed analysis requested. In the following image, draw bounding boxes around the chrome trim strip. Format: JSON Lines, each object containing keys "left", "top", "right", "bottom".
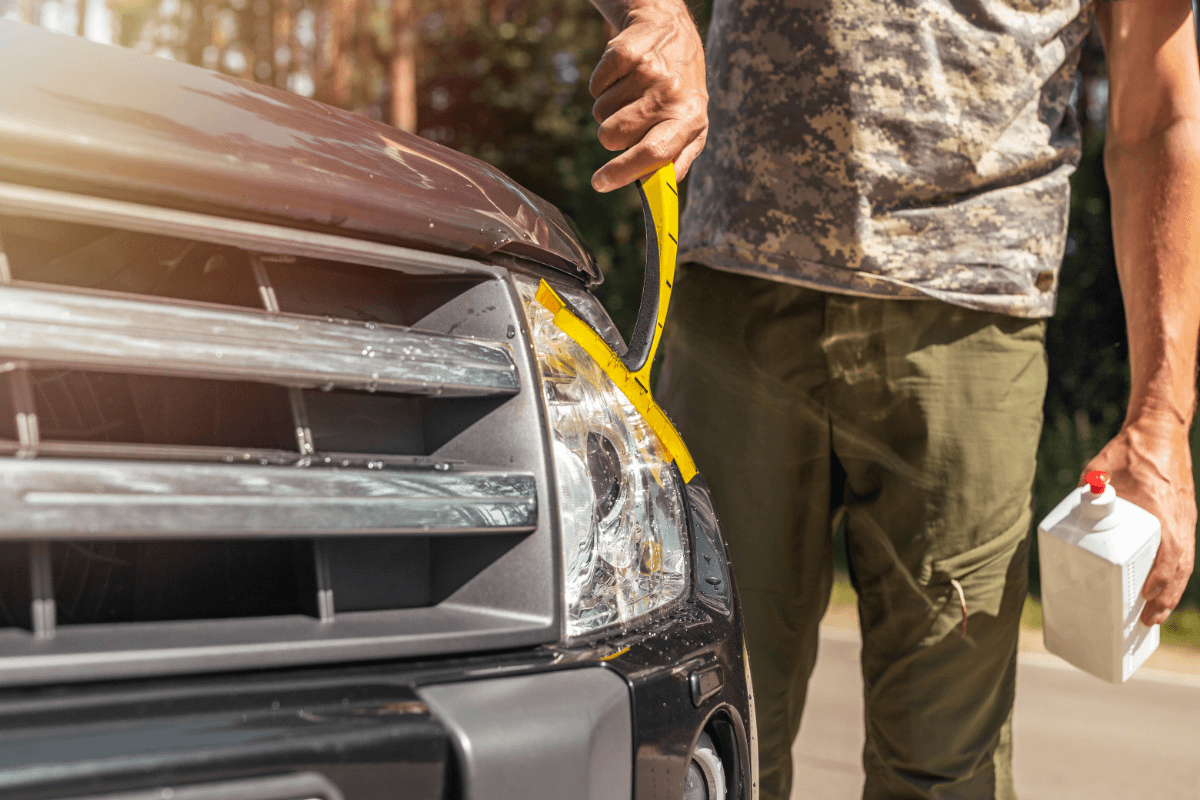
{"left": 0, "top": 459, "right": 536, "bottom": 537}
{"left": 0, "top": 283, "right": 519, "bottom": 396}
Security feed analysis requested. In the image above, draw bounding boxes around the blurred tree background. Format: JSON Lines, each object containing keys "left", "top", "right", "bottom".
{"left": 6, "top": 0, "right": 1198, "bottom": 614}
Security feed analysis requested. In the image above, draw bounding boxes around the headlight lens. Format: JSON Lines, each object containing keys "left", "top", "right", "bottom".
{"left": 515, "top": 275, "right": 689, "bottom": 637}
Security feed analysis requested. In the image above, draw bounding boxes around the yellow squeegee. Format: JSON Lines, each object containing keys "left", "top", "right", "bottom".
{"left": 535, "top": 164, "right": 697, "bottom": 483}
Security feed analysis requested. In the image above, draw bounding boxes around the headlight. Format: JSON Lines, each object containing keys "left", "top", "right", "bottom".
{"left": 515, "top": 275, "right": 689, "bottom": 637}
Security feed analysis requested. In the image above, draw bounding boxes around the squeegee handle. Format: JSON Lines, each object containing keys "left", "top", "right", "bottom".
{"left": 532, "top": 163, "right": 695, "bottom": 481}
{"left": 621, "top": 164, "right": 679, "bottom": 383}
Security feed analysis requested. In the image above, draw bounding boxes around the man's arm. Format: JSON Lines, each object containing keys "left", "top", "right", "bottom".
{"left": 1088, "top": 0, "right": 1200, "bottom": 625}
{"left": 585, "top": 0, "right": 707, "bottom": 192}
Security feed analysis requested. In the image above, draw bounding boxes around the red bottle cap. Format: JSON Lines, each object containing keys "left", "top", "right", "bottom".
{"left": 1085, "top": 470, "right": 1110, "bottom": 494}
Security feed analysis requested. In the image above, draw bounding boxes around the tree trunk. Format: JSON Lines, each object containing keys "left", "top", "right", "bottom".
{"left": 182, "top": 0, "right": 210, "bottom": 67}
{"left": 248, "top": 0, "right": 275, "bottom": 85}
{"left": 390, "top": 0, "right": 416, "bottom": 132}
{"left": 326, "top": 0, "right": 357, "bottom": 108}
{"left": 272, "top": 0, "right": 293, "bottom": 90}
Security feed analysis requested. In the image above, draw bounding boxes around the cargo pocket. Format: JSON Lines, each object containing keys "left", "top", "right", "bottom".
{"left": 922, "top": 513, "right": 1031, "bottom": 640}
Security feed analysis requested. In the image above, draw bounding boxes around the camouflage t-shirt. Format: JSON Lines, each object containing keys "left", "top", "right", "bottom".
{"left": 679, "top": 0, "right": 1094, "bottom": 318}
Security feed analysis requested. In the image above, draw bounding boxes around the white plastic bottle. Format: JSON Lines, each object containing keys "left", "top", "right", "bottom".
{"left": 1037, "top": 470, "right": 1161, "bottom": 684}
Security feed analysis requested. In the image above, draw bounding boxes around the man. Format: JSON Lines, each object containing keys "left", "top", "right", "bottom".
{"left": 584, "top": 0, "right": 1199, "bottom": 798}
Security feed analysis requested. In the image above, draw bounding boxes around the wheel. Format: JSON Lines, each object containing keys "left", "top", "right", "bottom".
{"left": 683, "top": 730, "right": 727, "bottom": 800}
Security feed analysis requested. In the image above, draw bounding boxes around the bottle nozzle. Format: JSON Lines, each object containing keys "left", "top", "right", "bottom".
{"left": 1081, "top": 470, "right": 1117, "bottom": 524}
{"left": 1085, "top": 470, "right": 1110, "bottom": 495}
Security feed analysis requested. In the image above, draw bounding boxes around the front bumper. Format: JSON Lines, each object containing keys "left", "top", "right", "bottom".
{"left": 0, "top": 480, "right": 751, "bottom": 800}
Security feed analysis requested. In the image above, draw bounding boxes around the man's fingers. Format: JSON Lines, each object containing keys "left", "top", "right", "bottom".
{"left": 1140, "top": 568, "right": 1172, "bottom": 624}
{"left": 589, "top": 38, "right": 638, "bottom": 100}
{"left": 1140, "top": 542, "right": 1172, "bottom": 603}
{"left": 1142, "top": 591, "right": 1180, "bottom": 625}
{"left": 597, "top": 96, "right": 660, "bottom": 151}
{"left": 1141, "top": 550, "right": 1172, "bottom": 623}
{"left": 1139, "top": 544, "right": 1188, "bottom": 624}
{"left": 593, "top": 71, "right": 650, "bottom": 124}
{"left": 674, "top": 133, "right": 707, "bottom": 181}
{"left": 591, "top": 121, "right": 689, "bottom": 192}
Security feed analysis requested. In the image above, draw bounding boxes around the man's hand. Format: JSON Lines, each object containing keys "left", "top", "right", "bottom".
{"left": 1083, "top": 415, "right": 1196, "bottom": 624}
{"left": 585, "top": 0, "right": 707, "bottom": 192}
{"left": 1096, "top": 0, "right": 1200, "bottom": 625}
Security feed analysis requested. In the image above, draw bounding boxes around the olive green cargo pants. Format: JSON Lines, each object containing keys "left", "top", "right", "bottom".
{"left": 657, "top": 266, "right": 1047, "bottom": 800}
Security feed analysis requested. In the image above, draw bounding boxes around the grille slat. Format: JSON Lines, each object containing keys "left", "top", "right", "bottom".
{"left": 0, "top": 283, "right": 519, "bottom": 397}
{"left": 0, "top": 602, "right": 550, "bottom": 685}
{"left": 0, "top": 439, "right": 465, "bottom": 468}
{"left": 0, "top": 459, "right": 537, "bottom": 538}
{"left": 0, "top": 439, "right": 300, "bottom": 464}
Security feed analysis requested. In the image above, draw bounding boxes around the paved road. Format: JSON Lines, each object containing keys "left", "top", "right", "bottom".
{"left": 791, "top": 626, "right": 1200, "bottom": 799}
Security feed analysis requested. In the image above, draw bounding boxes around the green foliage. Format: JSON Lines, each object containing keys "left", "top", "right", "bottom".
{"left": 1161, "top": 606, "right": 1200, "bottom": 647}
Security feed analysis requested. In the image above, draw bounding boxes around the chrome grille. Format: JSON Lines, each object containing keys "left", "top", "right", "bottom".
{"left": 0, "top": 184, "right": 559, "bottom": 685}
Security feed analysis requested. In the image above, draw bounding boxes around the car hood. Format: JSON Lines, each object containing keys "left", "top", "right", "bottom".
{"left": 0, "top": 21, "right": 600, "bottom": 283}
